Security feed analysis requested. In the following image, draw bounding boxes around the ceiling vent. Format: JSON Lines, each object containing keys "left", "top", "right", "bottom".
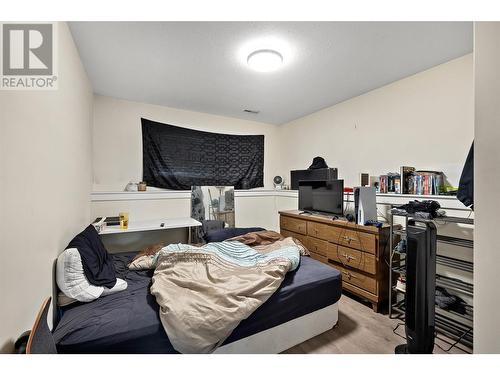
{"left": 243, "top": 109, "right": 260, "bottom": 114}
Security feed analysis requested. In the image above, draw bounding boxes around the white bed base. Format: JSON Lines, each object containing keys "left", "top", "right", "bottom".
{"left": 214, "top": 302, "right": 338, "bottom": 354}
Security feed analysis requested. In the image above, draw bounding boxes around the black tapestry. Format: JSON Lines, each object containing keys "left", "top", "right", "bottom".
{"left": 141, "top": 118, "right": 264, "bottom": 190}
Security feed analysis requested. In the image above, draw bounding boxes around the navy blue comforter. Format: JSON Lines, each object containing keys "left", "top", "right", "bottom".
{"left": 53, "top": 252, "right": 341, "bottom": 353}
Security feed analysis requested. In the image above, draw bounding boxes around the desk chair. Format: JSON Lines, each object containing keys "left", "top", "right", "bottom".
{"left": 26, "top": 297, "right": 57, "bottom": 354}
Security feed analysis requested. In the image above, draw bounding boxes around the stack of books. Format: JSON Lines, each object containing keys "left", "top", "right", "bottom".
{"left": 377, "top": 167, "right": 445, "bottom": 195}
{"left": 378, "top": 173, "right": 401, "bottom": 194}
{"left": 406, "top": 170, "right": 444, "bottom": 195}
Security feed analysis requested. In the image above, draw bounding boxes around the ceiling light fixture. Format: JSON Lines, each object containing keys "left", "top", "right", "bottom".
{"left": 247, "top": 49, "right": 283, "bottom": 72}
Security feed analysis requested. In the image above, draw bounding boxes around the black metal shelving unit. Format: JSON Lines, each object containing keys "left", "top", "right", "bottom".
{"left": 436, "top": 254, "right": 473, "bottom": 273}
{"left": 388, "top": 209, "right": 474, "bottom": 351}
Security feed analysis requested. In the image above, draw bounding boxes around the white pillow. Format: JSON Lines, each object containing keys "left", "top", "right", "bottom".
{"left": 56, "top": 248, "right": 127, "bottom": 303}
{"left": 101, "top": 277, "right": 128, "bottom": 296}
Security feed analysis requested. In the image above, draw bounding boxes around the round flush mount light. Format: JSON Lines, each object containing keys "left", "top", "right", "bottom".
{"left": 247, "top": 49, "right": 283, "bottom": 72}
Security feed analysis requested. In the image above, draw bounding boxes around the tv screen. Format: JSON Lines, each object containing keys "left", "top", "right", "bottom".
{"left": 298, "top": 180, "right": 344, "bottom": 215}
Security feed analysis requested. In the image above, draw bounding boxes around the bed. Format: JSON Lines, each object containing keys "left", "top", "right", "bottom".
{"left": 52, "top": 251, "right": 342, "bottom": 354}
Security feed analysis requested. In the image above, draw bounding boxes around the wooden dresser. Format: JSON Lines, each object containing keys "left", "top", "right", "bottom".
{"left": 279, "top": 210, "right": 391, "bottom": 312}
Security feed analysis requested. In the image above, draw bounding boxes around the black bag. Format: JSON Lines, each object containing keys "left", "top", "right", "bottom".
{"left": 308, "top": 156, "right": 328, "bottom": 170}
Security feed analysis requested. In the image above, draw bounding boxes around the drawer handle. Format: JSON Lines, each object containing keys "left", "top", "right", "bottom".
{"left": 342, "top": 271, "right": 353, "bottom": 280}
{"left": 342, "top": 236, "right": 356, "bottom": 243}
{"left": 342, "top": 253, "right": 356, "bottom": 262}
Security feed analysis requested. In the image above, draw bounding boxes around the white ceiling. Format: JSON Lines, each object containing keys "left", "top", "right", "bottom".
{"left": 69, "top": 22, "right": 472, "bottom": 125}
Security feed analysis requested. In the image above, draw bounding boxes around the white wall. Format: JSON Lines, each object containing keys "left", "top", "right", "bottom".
{"left": 92, "top": 95, "right": 280, "bottom": 191}
{"left": 277, "top": 55, "right": 473, "bottom": 189}
{"left": 0, "top": 23, "right": 93, "bottom": 353}
{"left": 474, "top": 22, "right": 500, "bottom": 354}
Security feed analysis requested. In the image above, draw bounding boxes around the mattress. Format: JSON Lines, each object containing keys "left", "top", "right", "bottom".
{"left": 53, "top": 251, "right": 342, "bottom": 353}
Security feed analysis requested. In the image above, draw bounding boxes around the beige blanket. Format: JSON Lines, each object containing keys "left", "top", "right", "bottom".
{"left": 149, "top": 240, "right": 300, "bottom": 353}
{"left": 226, "top": 230, "right": 310, "bottom": 255}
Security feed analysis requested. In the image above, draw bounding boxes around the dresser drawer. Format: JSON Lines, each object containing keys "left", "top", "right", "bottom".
{"left": 306, "top": 237, "right": 329, "bottom": 257}
{"left": 280, "top": 229, "right": 308, "bottom": 245}
{"left": 280, "top": 216, "right": 307, "bottom": 235}
{"left": 328, "top": 244, "right": 376, "bottom": 275}
{"left": 307, "top": 221, "right": 342, "bottom": 241}
{"left": 337, "top": 229, "right": 376, "bottom": 254}
{"left": 333, "top": 262, "right": 377, "bottom": 294}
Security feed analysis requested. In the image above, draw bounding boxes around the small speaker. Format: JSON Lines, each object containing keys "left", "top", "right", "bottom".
{"left": 273, "top": 175, "right": 284, "bottom": 189}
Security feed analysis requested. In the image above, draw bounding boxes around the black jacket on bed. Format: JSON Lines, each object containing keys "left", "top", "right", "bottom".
{"left": 66, "top": 225, "right": 117, "bottom": 288}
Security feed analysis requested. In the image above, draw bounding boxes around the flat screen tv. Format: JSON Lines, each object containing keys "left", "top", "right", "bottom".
{"left": 299, "top": 179, "right": 344, "bottom": 215}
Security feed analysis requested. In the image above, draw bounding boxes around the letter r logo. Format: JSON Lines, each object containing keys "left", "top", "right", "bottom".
{"left": 2, "top": 24, "right": 53, "bottom": 76}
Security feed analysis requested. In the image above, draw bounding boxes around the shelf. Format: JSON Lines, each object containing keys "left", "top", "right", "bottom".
{"left": 393, "top": 259, "right": 474, "bottom": 277}
{"left": 437, "top": 235, "right": 473, "bottom": 249}
{"left": 435, "top": 216, "right": 474, "bottom": 225}
{"left": 391, "top": 211, "right": 473, "bottom": 225}
{"left": 391, "top": 301, "right": 473, "bottom": 348}
{"left": 393, "top": 229, "right": 407, "bottom": 237}
{"left": 392, "top": 286, "right": 474, "bottom": 325}
{"left": 391, "top": 264, "right": 406, "bottom": 275}
{"left": 392, "top": 285, "right": 406, "bottom": 294}
{"left": 388, "top": 208, "right": 474, "bottom": 350}
{"left": 436, "top": 254, "right": 473, "bottom": 273}
{"left": 392, "top": 270, "right": 473, "bottom": 295}
{"left": 435, "top": 314, "right": 473, "bottom": 348}
{"left": 436, "top": 304, "right": 473, "bottom": 323}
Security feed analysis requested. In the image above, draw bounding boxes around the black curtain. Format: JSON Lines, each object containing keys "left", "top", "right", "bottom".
{"left": 141, "top": 118, "right": 264, "bottom": 190}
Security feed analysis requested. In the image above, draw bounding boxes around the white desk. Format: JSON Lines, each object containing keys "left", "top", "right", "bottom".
{"left": 98, "top": 217, "right": 201, "bottom": 241}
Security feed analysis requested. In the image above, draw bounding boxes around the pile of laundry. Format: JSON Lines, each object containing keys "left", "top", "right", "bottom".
{"left": 391, "top": 200, "right": 445, "bottom": 219}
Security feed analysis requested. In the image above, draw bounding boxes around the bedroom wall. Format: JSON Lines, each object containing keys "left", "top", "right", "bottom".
{"left": 90, "top": 56, "right": 474, "bottom": 242}
{"left": 0, "top": 23, "right": 93, "bottom": 353}
{"left": 474, "top": 22, "right": 500, "bottom": 354}
{"left": 92, "top": 95, "right": 281, "bottom": 191}
{"left": 277, "top": 54, "right": 473, "bottom": 189}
